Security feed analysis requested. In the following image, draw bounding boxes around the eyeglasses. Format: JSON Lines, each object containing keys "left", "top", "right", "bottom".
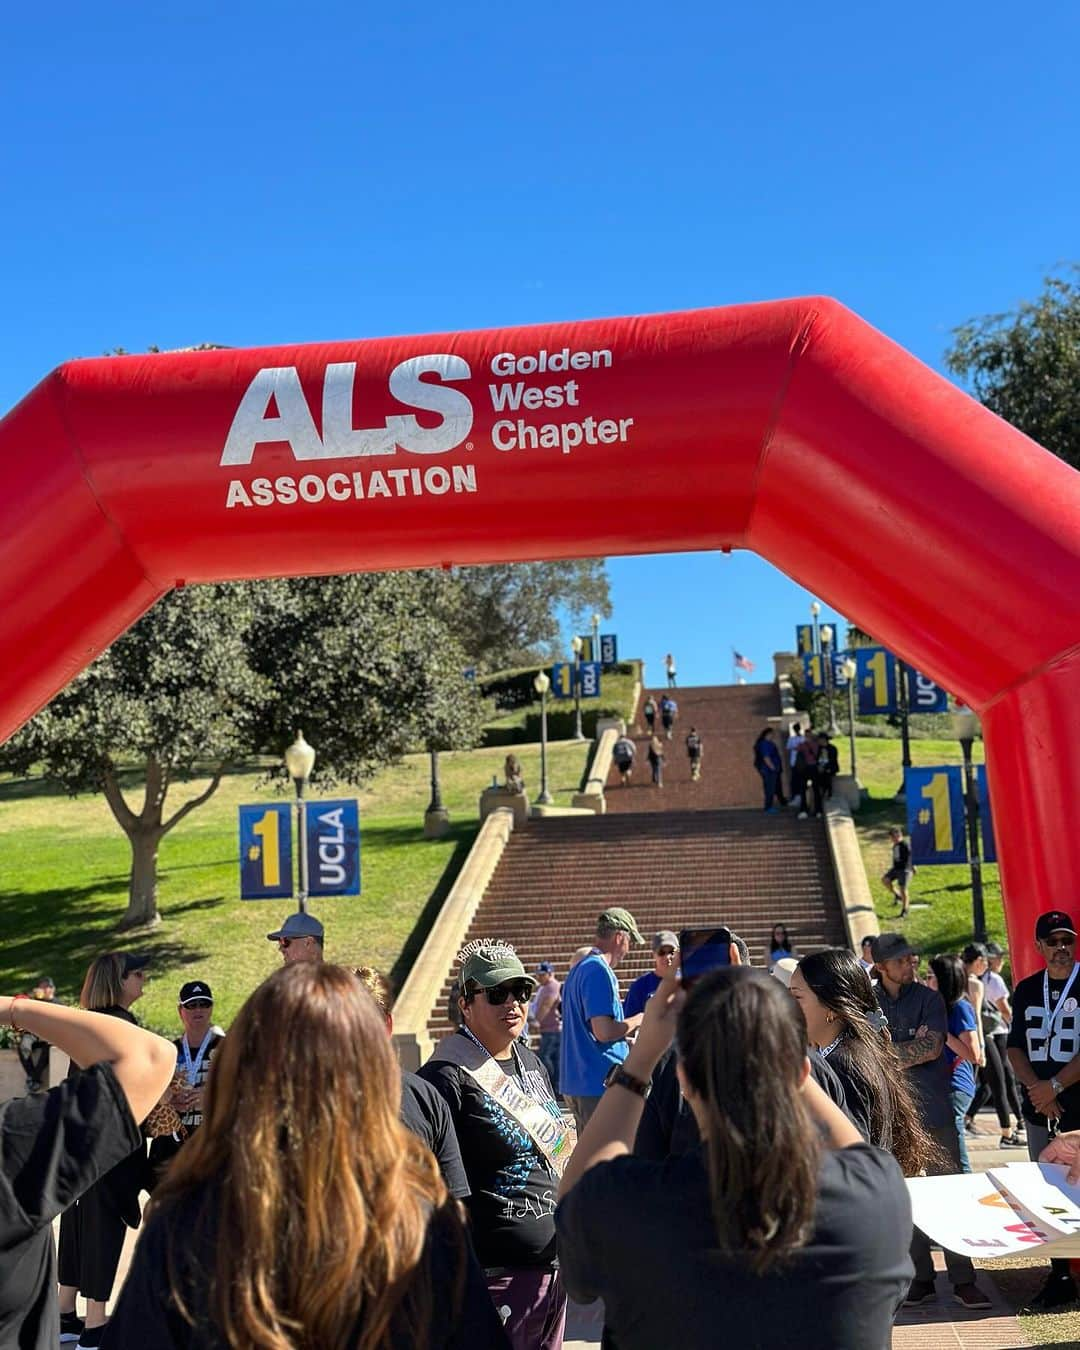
{"left": 1043, "top": 935, "right": 1076, "bottom": 949}
{"left": 183, "top": 999, "right": 213, "bottom": 1009}
{"left": 483, "top": 982, "right": 533, "bottom": 1007}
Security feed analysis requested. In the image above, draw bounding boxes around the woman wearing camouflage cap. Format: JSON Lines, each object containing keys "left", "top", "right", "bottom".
{"left": 419, "top": 940, "right": 571, "bottom": 1350}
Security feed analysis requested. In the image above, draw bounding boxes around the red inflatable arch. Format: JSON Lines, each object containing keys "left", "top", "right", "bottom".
{"left": 1, "top": 298, "right": 1078, "bottom": 977}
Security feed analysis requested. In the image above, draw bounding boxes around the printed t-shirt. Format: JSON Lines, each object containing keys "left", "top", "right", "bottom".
{"left": 622, "top": 971, "right": 660, "bottom": 1019}
{"left": 100, "top": 1189, "right": 509, "bottom": 1349}
{"left": 400, "top": 1072, "right": 471, "bottom": 1199}
{"left": 559, "top": 952, "right": 628, "bottom": 1097}
{"left": 172, "top": 1031, "right": 224, "bottom": 1133}
{"left": 0, "top": 1062, "right": 142, "bottom": 1350}
{"left": 1007, "top": 965, "right": 1080, "bottom": 1129}
{"left": 945, "top": 1000, "right": 978, "bottom": 1097}
{"left": 557, "top": 1143, "right": 912, "bottom": 1350}
{"left": 417, "top": 1036, "right": 559, "bottom": 1269}
{"left": 875, "top": 980, "right": 951, "bottom": 1129}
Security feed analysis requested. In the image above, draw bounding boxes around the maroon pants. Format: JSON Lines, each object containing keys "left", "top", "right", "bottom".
{"left": 486, "top": 1268, "right": 566, "bottom": 1350}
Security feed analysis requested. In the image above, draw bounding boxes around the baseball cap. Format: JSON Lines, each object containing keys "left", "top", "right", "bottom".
{"left": 267, "top": 912, "right": 325, "bottom": 942}
{"left": 985, "top": 941, "right": 1006, "bottom": 957}
{"left": 870, "top": 933, "right": 918, "bottom": 964}
{"left": 121, "top": 952, "right": 151, "bottom": 976}
{"left": 652, "top": 930, "right": 679, "bottom": 952}
{"left": 179, "top": 980, "right": 214, "bottom": 1005}
{"left": 1035, "top": 911, "right": 1077, "bottom": 941}
{"left": 536, "top": 961, "right": 555, "bottom": 974}
{"left": 600, "top": 907, "right": 645, "bottom": 944}
{"left": 459, "top": 940, "right": 536, "bottom": 991}
{"left": 771, "top": 957, "right": 799, "bottom": 989}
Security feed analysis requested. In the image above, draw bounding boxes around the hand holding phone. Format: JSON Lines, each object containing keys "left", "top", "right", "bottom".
{"left": 678, "top": 926, "right": 733, "bottom": 990}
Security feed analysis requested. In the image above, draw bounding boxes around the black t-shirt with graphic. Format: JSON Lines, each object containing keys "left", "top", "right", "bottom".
{"left": 418, "top": 1034, "right": 558, "bottom": 1268}
{"left": 1007, "top": 966, "right": 1080, "bottom": 1130}
{"left": 0, "top": 1062, "right": 142, "bottom": 1350}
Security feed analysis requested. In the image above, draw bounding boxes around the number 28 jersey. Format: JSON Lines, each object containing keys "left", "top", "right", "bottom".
{"left": 1007, "top": 966, "right": 1080, "bottom": 1129}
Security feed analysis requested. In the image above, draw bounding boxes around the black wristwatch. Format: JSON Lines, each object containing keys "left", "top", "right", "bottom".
{"left": 603, "top": 1063, "right": 651, "bottom": 1098}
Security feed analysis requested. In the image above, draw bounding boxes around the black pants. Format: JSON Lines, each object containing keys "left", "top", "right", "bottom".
{"left": 970, "top": 1033, "right": 1023, "bottom": 1129}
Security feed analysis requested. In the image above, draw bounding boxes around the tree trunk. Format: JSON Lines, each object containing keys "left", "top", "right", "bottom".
{"left": 120, "top": 824, "right": 165, "bottom": 929}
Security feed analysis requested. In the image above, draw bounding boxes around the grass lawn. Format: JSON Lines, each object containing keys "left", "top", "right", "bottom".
{"left": 0, "top": 738, "right": 590, "bottom": 1034}
{"left": 843, "top": 736, "right": 1006, "bottom": 960}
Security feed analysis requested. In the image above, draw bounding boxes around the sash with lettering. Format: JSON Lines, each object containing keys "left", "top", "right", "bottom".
{"left": 431, "top": 1028, "right": 577, "bottom": 1178}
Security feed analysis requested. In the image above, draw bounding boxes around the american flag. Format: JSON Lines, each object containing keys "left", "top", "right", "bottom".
{"left": 733, "top": 650, "right": 755, "bottom": 672}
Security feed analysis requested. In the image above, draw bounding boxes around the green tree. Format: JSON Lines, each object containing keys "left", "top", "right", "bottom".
{"left": 446, "top": 560, "right": 611, "bottom": 670}
{"left": 945, "top": 267, "right": 1080, "bottom": 471}
{"left": 0, "top": 584, "right": 267, "bottom": 929}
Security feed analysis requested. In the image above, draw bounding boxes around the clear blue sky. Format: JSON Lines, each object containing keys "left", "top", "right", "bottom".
{"left": 3, "top": 3, "right": 1076, "bottom": 686}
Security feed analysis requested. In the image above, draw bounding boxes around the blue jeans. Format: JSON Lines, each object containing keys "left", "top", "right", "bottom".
{"left": 951, "top": 1086, "right": 974, "bottom": 1173}
{"left": 758, "top": 766, "right": 778, "bottom": 809}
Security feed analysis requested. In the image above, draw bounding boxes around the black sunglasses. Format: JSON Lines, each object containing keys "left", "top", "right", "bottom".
{"left": 184, "top": 999, "right": 213, "bottom": 1009}
{"left": 483, "top": 981, "right": 533, "bottom": 1007}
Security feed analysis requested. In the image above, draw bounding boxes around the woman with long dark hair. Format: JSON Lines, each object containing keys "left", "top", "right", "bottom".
{"left": 928, "top": 953, "right": 981, "bottom": 1174}
{"left": 768, "top": 922, "right": 795, "bottom": 968}
{"left": 103, "top": 964, "right": 507, "bottom": 1349}
{"left": 789, "top": 949, "right": 936, "bottom": 1175}
{"left": 556, "top": 964, "right": 913, "bottom": 1349}
{"left": 57, "top": 952, "right": 152, "bottom": 1347}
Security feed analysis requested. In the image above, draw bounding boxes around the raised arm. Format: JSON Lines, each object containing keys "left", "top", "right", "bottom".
{"left": 2, "top": 995, "right": 175, "bottom": 1123}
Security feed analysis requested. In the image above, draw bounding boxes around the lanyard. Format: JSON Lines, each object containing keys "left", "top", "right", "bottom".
{"left": 1043, "top": 962, "right": 1080, "bottom": 1036}
{"left": 179, "top": 1032, "right": 212, "bottom": 1087}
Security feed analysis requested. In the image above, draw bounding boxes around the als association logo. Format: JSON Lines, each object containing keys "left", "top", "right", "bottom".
{"left": 220, "top": 354, "right": 474, "bottom": 465}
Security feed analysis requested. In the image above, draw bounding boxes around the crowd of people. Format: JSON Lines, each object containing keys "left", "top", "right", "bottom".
{"left": 5, "top": 903, "right": 1080, "bottom": 1348}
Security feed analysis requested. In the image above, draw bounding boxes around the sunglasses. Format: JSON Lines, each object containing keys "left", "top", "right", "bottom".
{"left": 1043, "top": 935, "right": 1076, "bottom": 949}
{"left": 482, "top": 981, "right": 533, "bottom": 1007}
{"left": 278, "top": 937, "right": 296, "bottom": 948}
{"left": 183, "top": 999, "right": 213, "bottom": 1009}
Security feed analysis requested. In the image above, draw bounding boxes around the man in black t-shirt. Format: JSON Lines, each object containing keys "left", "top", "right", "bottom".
{"left": 881, "top": 827, "right": 915, "bottom": 918}
{"left": 1007, "top": 909, "right": 1080, "bottom": 1310}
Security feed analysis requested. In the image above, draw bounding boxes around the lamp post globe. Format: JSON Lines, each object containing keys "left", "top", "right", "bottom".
{"left": 534, "top": 670, "right": 554, "bottom": 806}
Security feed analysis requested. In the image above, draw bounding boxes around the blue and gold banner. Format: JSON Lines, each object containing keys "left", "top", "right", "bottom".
{"left": 976, "top": 765, "right": 996, "bottom": 864}
{"left": 801, "top": 651, "right": 826, "bottom": 691}
{"left": 239, "top": 802, "right": 293, "bottom": 899}
{"left": 905, "top": 766, "right": 968, "bottom": 864}
{"left": 905, "top": 666, "right": 949, "bottom": 714}
{"left": 551, "top": 662, "right": 574, "bottom": 698}
{"left": 599, "top": 633, "right": 618, "bottom": 665}
{"left": 305, "top": 799, "right": 361, "bottom": 897}
{"left": 855, "top": 647, "right": 899, "bottom": 715}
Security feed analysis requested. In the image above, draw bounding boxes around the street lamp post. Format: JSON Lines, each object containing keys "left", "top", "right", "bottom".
{"left": 533, "top": 670, "right": 554, "bottom": 806}
{"left": 570, "top": 635, "right": 585, "bottom": 741}
{"left": 283, "top": 731, "right": 316, "bottom": 913}
{"left": 424, "top": 745, "right": 451, "bottom": 838}
{"left": 842, "top": 656, "right": 858, "bottom": 779}
{"left": 952, "top": 706, "right": 987, "bottom": 944}
{"left": 810, "top": 600, "right": 821, "bottom": 654}
{"left": 894, "top": 664, "right": 913, "bottom": 801}
{"left": 820, "top": 624, "right": 840, "bottom": 735}
{"left": 591, "top": 612, "right": 601, "bottom": 667}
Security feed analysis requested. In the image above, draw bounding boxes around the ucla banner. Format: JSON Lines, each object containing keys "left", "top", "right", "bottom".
{"left": 599, "top": 633, "right": 618, "bottom": 665}
{"left": 905, "top": 666, "right": 949, "bottom": 714}
{"left": 579, "top": 660, "right": 601, "bottom": 697}
{"left": 905, "top": 766, "right": 968, "bottom": 864}
{"left": 976, "top": 765, "right": 996, "bottom": 864}
{"left": 305, "top": 799, "right": 361, "bottom": 897}
{"left": 855, "top": 647, "right": 899, "bottom": 715}
{"left": 239, "top": 803, "right": 293, "bottom": 899}
{"left": 802, "top": 651, "right": 826, "bottom": 691}
{"left": 577, "top": 635, "right": 596, "bottom": 663}
{"left": 796, "top": 624, "right": 815, "bottom": 655}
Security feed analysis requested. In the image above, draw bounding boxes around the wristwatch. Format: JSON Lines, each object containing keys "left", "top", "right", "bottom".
{"left": 1051, "top": 1076, "right": 1065, "bottom": 1097}
{"left": 603, "top": 1063, "right": 651, "bottom": 1099}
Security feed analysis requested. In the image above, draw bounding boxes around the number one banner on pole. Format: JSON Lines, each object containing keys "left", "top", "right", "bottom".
{"left": 796, "top": 624, "right": 815, "bottom": 655}
{"left": 239, "top": 803, "right": 293, "bottom": 899}
{"left": 855, "top": 647, "right": 899, "bottom": 715}
{"left": 905, "top": 766, "right": 968, "bottom": 864}
{"left": 976, "top": 765, "right": 997, "bottom": 864}
{"left": 801, "top": 652, "right": 825, "bottom": 691}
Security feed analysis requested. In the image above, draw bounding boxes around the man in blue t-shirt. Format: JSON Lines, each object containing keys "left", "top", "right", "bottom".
{"left": 560, "top": 907, "right": 645, "bottom": 1133}
{"left": 624, "top": 931, "right": 680, "bottom": 1019}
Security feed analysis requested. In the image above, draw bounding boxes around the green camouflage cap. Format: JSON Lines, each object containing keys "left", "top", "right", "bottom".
{"left": 457, "top": 939, "right": 536, "bottom": 991}
{"left": 599, "top": 907, "right": 645, "bottom": 944}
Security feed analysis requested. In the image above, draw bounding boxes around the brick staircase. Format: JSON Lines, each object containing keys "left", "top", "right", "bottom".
{"left": 604, "top": 683, "right": 778, "bottom": 812}
{"left": 423, "top": 683, "right": 847, "bottom": 1044}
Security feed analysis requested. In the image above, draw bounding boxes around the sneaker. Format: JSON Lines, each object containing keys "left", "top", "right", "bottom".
{"left": 903, "top": 1279, "right": 936, "bottom": 1306}
{"left": 76, "top": 1326, "right": 108, "bottom": 1350}
{"left": 1000, "top": 1132, "right": 1026, "bottom": 1148}
{"left": 952, "top": 1283, "right": 992, "bottom": 1311}
{"left": 797, "top": 811, "right": 808, "bottom": 820}
{"left": 59, "top": 1312, "right": 84, "bottom": 1344}
{"left": 1026, "top": 1272, "right": 1079, "bottom": 1310}
{"left": 964, "top": 1118, "right": 981, "bottom": 1136}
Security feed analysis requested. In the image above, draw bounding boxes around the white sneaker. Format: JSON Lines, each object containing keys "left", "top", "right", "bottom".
{"left": 798, "top": 812, "right": 808, "bottom": 819}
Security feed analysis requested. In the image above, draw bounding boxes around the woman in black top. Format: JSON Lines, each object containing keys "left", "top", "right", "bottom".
{"left": 789, "top": 949, "right": 936, "bottom": 1176}
{"left": 57, "top": 952, "right": 153, "bottom": 1347}
{"left": 0, "top": 991, "right": 173, "bottom": 1350}
{"left": 557, "top": 963, "right": 913, "bottom": 1350}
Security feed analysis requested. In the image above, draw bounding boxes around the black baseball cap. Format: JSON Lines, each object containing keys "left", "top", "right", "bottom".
{"left": 1035, "top": 911, "right": 1077, "bottom": 941}
{"left": 121, "top": 953, "right": 151, "bottom": 977}
{"left": 179, "top": 981, "right": 214, "bottom": 1005}
{"left": 870, "top": 933, "right": 918, "bottom": 964}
